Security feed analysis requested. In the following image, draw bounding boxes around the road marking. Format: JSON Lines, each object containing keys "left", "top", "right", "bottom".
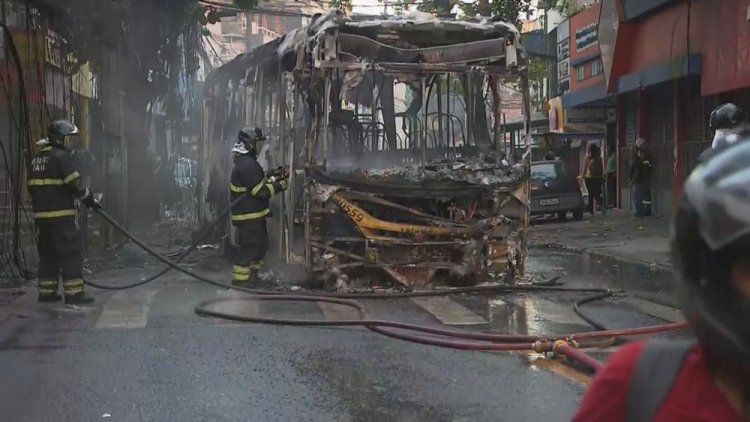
{"left": 623, "top": 297, "right": 683, "bottom": 323}
{"left": 411, "top": 297, "right": 488, "bottom": 325}
{"left": 528, "top": 353, "right": 592, "bottom": 385}
{"left": 208, "top": 289, "right": 260, "bottom": 326}
{"left": 503, "top": 296, "right": 582, "bottom": 325}
{"left": 95, "top": 290, "right": 158, "bottom": 329}
{"left": 317, "top": 302, "right": 361, "bottom": 321}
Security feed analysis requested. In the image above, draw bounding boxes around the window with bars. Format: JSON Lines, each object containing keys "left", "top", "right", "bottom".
{"left": 575, "top": 65, "right": 585, "bottom": 81}
{"left": 591, "top": 59, "right": 603, "bottom": 76}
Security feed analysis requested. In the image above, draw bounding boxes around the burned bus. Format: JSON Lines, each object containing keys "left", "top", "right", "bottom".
{"left": 200, "top": 11, "right": 532, "bottom": 289}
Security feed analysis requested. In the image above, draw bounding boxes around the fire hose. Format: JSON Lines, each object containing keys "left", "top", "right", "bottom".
{"left": 84, "top": 199, "right": 689, "bottom": 373}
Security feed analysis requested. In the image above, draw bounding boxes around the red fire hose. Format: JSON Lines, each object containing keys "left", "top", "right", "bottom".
{"left": 554, "top": 341, "right": 605, "bottom": 372}
{"left": 194, "top": 294, "right": 689, "bottom": 369}
{"left": 93, "top": 208, "right": 690, "bottom": 373}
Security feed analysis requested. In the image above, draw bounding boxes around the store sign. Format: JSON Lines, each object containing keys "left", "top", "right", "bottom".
{"left": 559, "top": 78, "right": 570, "bottom": 94}
{"left": 557, "top": 18, "right": 570, "bottom": 43}
{"left": 558, "top": 58, "right": 570, "bottom": 79}
{"left": 557, "top": 25, "right": 571, "bottom": 94}
{"left": 557, "top": 39, "right": 570, "bottom": 60}
{"left": 566, "top": 107, "right": 608, "bottom": 125}
{"left": 575, "top": 23, "right": 598, "bottom": 52}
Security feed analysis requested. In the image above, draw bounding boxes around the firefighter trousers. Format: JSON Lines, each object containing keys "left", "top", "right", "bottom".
{"left": 633, "top": 184, "right": 653, "bottom": 217}
{"left": 232, "top": 220, "right": 269, "bottom": 284}
{"left": 36, "top": 218, "right": 85, "bottom": 297}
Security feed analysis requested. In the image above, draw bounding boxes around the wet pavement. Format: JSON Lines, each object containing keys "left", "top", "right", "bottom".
{"left": 527, "top": 245, "right": 676, "bottom": 306}
{"left": 530, "top": 210, "right": 672, "bottom": 269}
{"left": 0, "top": 246, "right": 686, "bottom": 421}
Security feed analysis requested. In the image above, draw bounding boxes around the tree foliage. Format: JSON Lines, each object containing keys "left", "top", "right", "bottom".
{"left": 460, "top": 0, "right": 532, "bottom": 26}
{"left": 395, "top": 0, "right": 532, "bottom": 27}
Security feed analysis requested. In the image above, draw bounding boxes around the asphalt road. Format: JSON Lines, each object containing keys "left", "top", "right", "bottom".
{"left": 0, "top": 247, "right": 683, "bottom": 422}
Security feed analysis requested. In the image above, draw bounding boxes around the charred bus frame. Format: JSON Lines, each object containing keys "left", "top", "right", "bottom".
{"left": 201, "top": 12, "right": 533, "bottom": 288}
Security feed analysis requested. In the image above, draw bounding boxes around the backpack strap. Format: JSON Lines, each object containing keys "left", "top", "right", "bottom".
{"left": 625, "top": 339, "right": 697, "bottom": 422}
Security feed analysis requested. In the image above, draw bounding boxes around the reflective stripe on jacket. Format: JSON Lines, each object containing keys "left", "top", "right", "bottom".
{"left": 28, "top": 146, "right": 89, "bottom": 220}
{"left": 229, "top": 154, "right": 282, "bottom": 223}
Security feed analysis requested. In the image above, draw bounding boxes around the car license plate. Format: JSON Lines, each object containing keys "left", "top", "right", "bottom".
{"left": 540, "top": 198, "right": 559, "bottom": 206}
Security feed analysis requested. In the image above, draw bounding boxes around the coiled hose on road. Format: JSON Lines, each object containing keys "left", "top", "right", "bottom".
{"left": 84, "top": 202, "right": 688, "bottom": 373}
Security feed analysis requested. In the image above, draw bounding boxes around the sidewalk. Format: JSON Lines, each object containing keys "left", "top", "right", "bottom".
{"left": 529, "top": 209, "right": 672, "bottom": 269}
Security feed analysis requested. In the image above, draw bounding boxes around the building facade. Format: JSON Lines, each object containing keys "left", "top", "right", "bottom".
{"left": 552, "top": 0, "right": 750, "bottom": 216}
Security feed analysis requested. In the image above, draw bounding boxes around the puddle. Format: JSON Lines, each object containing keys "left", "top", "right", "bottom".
{"left": 527, "top": 246, "right": 676, "bottom": 306}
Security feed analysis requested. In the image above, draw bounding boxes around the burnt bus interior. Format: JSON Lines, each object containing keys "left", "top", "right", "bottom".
{"left": 201, "top": 11, "right": 532, "bottom": 289}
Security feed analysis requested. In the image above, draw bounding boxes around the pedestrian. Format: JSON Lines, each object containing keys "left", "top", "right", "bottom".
{"left": 698, "top": 102, "right": 750, "bottom": 164}
{"left": 573, "top": 137, "right": 750, "bottom": 422}
{"left": 229, "top": 127, "right": 288, "bottom": 286}
{"left": 581, "top": 142, "right": 603, "bottom": 216}
{"left": 28, "top": 119, "right": 100, "bottom": 304}
{"left": 629, "top": 138, "right": 652, "bottom": 217}
{"left": 605, "top": 146, "right": 617, "bottom": 208}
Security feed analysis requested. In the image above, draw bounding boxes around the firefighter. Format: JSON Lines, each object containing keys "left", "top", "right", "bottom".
{"left": 574, "top": 137, "right": 750, "bottom": 421}
{"left": 698, "top": 103, "right": 750, "bottom": 164}
{"left": 230, "top": 127, "right": 288, "bottom": 286}
{"left": 28, "top": 119, "right": 99, "bottom": 304}
{"left": 629, "top": 138, "right": 652, "bottom": 217}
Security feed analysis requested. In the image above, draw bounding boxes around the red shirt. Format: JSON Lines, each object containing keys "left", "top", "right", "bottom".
{"left": 573, "top": 341, "right": 742, "bottom": 422}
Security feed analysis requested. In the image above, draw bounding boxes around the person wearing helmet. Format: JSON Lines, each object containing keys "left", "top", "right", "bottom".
{"left": 573, "top": 137, "right": 750, "bottom": 422}
{"left": 698, "top": 103, "right": 750, "bottom": 165}
{"left": 28, "top": 119, "right": 99, "bottom": 304}
{"left": 229, "top": 127, "right": 288, "bottom": 286}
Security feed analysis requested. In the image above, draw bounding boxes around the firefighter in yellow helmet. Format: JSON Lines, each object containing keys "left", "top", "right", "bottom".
{"left": 29, "top": 119, "right": 99, "bottom": 304}
{"left": 229, "top": 127, "right": 288, "bottom": 286}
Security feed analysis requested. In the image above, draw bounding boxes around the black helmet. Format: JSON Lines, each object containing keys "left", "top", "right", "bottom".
{"left": 234, "top": 127, "right": 265, "bottom": 155}
{"left": 709, "top": 103, "right": 746, "bottom": 131}
{"left": 672, "top": 138, "right": 750, "bottom": 368}
{"left": 47, "top": 119, "right": 79, "bottom": 146}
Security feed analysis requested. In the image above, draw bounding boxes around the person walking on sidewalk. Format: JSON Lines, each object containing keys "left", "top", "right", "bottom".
{"left": 581, "top": 142, "right": 603, "bottom": 216}
{"left": 605, "top": 146, "right": 617, "bottom": 208}
{"left": 573, "top": 137, "right": 750, "bottom": 422}
{"left": 629, "top": 138, "right": 652, "bottom": 217}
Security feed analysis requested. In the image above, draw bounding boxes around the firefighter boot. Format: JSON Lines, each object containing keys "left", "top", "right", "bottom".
{"left": 63, "top": 279, "right": 94, "bottom": 304}
{"left": 38, "top": 293, "right": 62, "bottom": 303}
{"left": 64, "top": 292, "right": 95, "bottom": 305}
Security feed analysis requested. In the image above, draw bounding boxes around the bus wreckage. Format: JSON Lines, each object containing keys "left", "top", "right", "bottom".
{"left": 200, "top": 11, "right": 532, "bottom": 289}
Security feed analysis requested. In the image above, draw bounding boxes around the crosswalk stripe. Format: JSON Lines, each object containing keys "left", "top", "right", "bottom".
{"left": 502, "top": 296, "right": 582, "bottom": 325}
{"left": 317, "top": 302, "right": 361, "bottom": 321}
{"left": 95, "top": 290, "right": 158, "bottom": 329}
{"left": 623, "top": 297, "right": 683, "bottom": 322}
{"left": 411, "top": 297, "right": 488, "bottom": 325}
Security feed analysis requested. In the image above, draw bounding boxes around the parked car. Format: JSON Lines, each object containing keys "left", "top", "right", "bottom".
{"left": 530, "top": 160, "right": 584, "bottom": 221}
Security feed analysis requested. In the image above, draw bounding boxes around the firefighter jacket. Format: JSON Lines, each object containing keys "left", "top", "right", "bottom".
{"left": 230, "top": 154, "right": 284, "bottom": 224}
{"left": 28, "top": 145, "right": 90, "bottom": 221}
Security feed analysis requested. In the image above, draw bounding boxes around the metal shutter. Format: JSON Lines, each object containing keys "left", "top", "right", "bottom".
{"left": 683, "top": 79, "right": 706, "bottom": 178}
{"left": 624, "top": 92, "right": 637, "bottom": 145}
